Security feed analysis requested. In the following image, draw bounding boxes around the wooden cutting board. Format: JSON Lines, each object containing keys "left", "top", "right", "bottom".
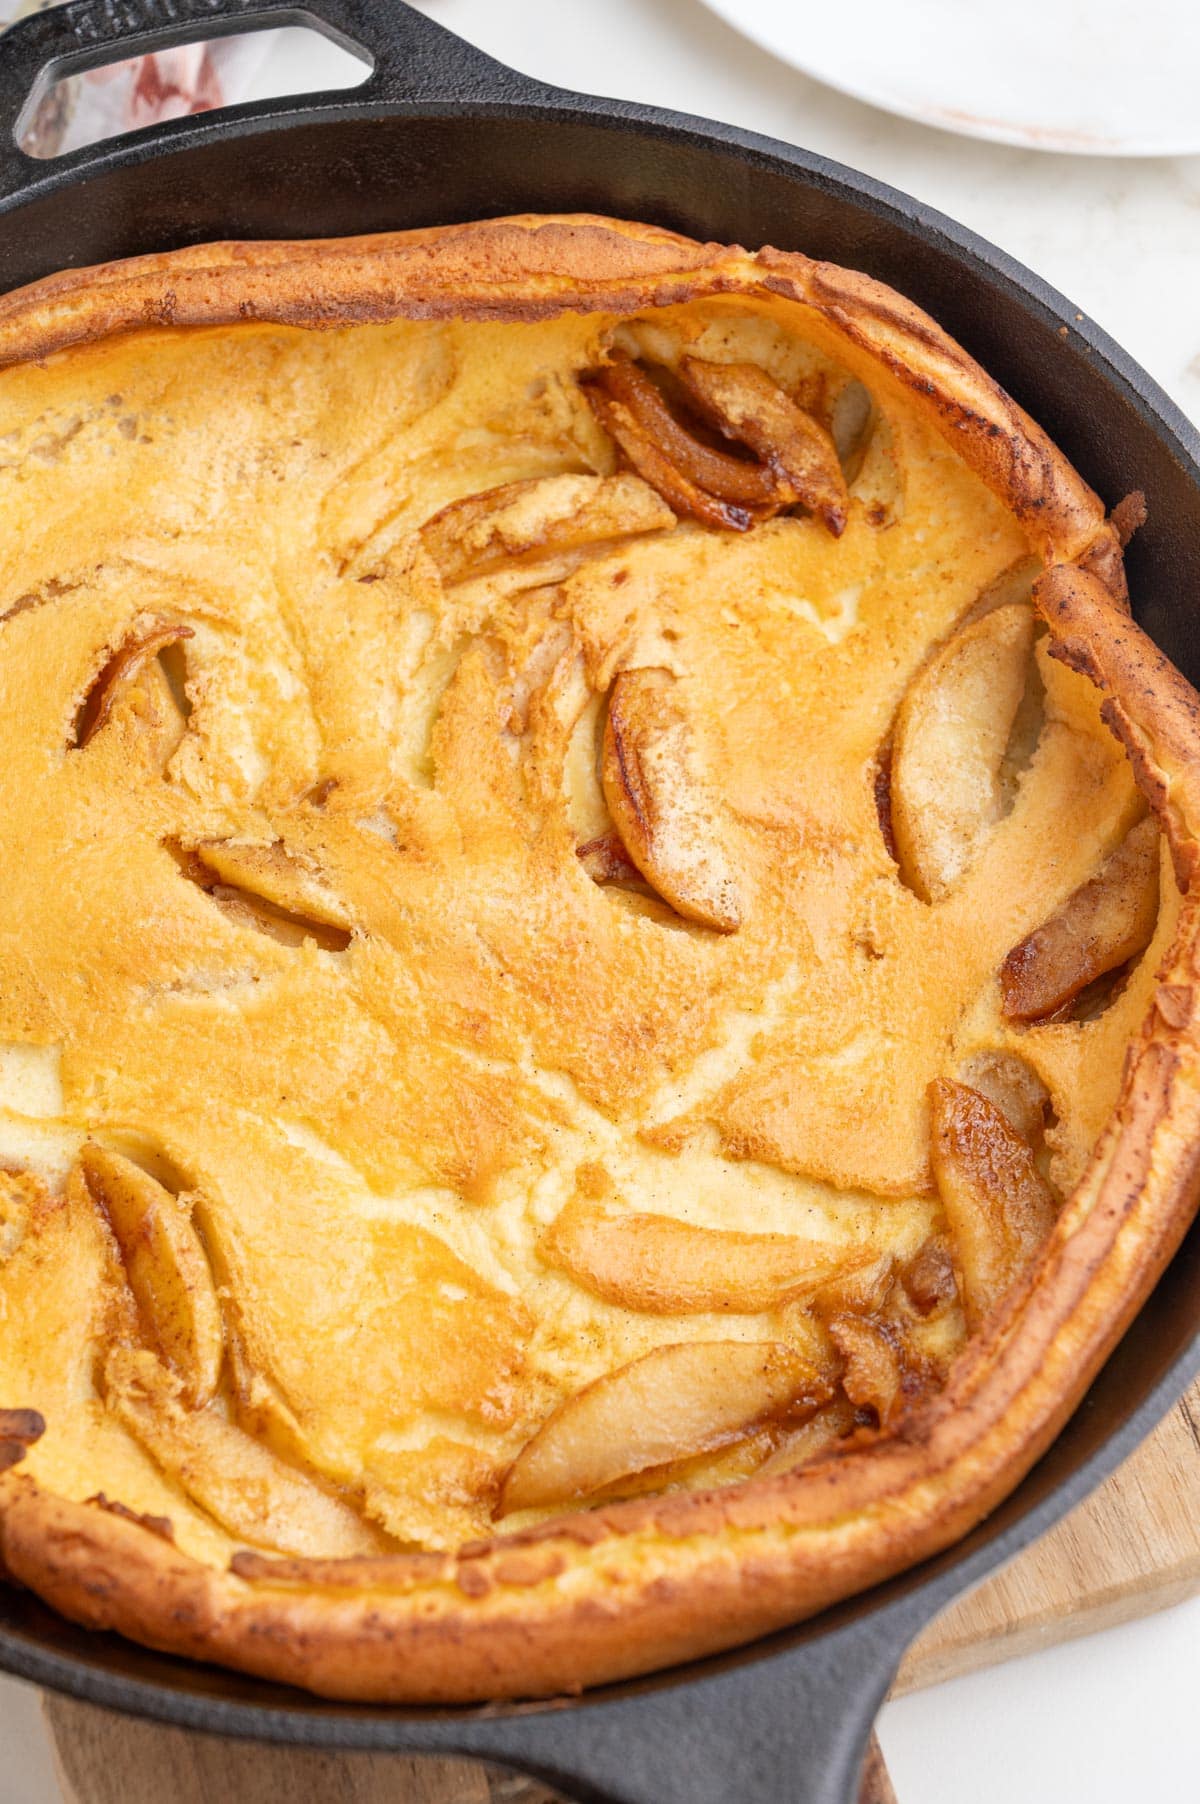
{"left": 41, "top": 1380, "right": 1200, "bottom": 1804}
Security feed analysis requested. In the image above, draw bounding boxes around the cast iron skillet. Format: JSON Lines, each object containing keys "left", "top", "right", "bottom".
{"left": 1, "top": 4, "right": 1199, "bottom": 1801}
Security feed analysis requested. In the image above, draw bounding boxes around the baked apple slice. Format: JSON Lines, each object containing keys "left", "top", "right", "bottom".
{"left": 899, "top": 1236, "right": 958, "bottom": 1316}
{"left": 678, "top": 356, "right": 849, "bottom": 536}
{"left": 581, "top": 353, "right": 849, "bottom": 536}
{"left": 0, "top": 1408, "right": 44, "bottom": 1474}
{"left": 105, "top": 1347, "right": 383, "bottom": 1558}
{"left": 73, "top": 617, "right": 192, "bottom": 750}
{"left": 125, "top": 648, "right": 191, "bottom": 770}
{"left": 583, "top": 380, "right": 758, "bottom": 532}
{"left": 891, "top": 602, "right": 1036, "bottom": 902}
{"left": 180, "top": 838, "right": 354, "bottom": 952}
{"left": 498, "top": 1340, "right": 826, "bottom": 1515}
{"left": 420, "top": 471, "right": 675, "bottom": 585}
{"left": 827, "top": 1315, "right": 903, "bottom": 1426}
{"left": 955, "top": 1048, "right": 1050, "bottom": 1145}
{"left": 576, "top": 829, "right": 644, "bottom": 887}
{"left": 1000, "top": 813, "right": 1160, "bottom": 1021}
{"left": 79, "top": 1144, "right": 223, "bottom": 1409}
{"left": 929, "top": 1078, "right": 1058, "bottom": 1330}
{"left": 601, "top": 666, "right": 744, "bottom": 931}
{"left": 587, "top": 356, "right": 780, "bottom": 508}
{"left": 539, "top": 1198, "right": 870, "bottom": 1313}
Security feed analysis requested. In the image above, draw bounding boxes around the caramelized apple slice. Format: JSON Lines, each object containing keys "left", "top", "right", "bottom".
{"left": 576, "top": 829, "right": 643, "bottom": 887}
{"left": 810, "top": 1254, "right": 895, "bottom": 1323}
{"left": 956, "top": 1049, "right": 1049, "bottom": 1145}
{"left": 899, "top": 1236, "right": 958, "bottom": 1316}
{"left": 583, "top": 384, "right": 757, "bottom": 532}
{"left": 679, "top": 357, "right": 849, "bottom": 536}
{"left": 602, "top": 667, "right": 743, "bottom": 931}
{"left": 756, "top": 1399, "right": 856, "bottom": 1478}
{"left": 828, "top": 1315, "right": 903, "bottom": 1425}
{"left": 829, "top": 378, "right": 873, "bottom": 482}
{"left": 539, "top": 1198, "right": 870, "bottom": 1314}
{"left": 105, "top": 1348, "right": 383, "bottom": 1558}
{"left": 593, "top": 356, "right": 780, "bottom": 506}
{"left": 420, "top": 472, "right": 675, "bottom": 585}
{"left": 1001, "top": 814, "right": 1160, "bottom": 1022}
{"left": 73, "top": 617, "right": 193, "bottom": 749}
{"left": 498, "top": 1340, "right": 825, "bottom": 1515}
{"left": 891, "top": 602, "right": 1035, "bottom": 902}
{"left": 0, "top": 1407, "right": 44, "bottom": 1473}
{"left": 190, "top": 840, "right": 352, "bottom": 931}
{"left": 79, "top": 1144, "right": 223, "bottom": 1409}
{"left": 180, "top": 839, "right": 354, "bottom": 952}
{"left": 929, "top": 1078, "right": 1058, "bottom": 1331}
{"left": 581, "top": 354, "right": 849, "bottom": 536}
{"left": 124, "top": 648, "right": 191, "bottom": 770}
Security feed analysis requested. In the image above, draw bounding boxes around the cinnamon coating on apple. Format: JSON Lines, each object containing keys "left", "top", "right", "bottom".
{"left": 581, "top": 350, "right": 849, "bottom": 534}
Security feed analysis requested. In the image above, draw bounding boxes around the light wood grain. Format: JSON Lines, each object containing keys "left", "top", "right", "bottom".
{"left": 42, "top": 1382, "right": 1200, "bottom": 1804}
{"left": 45, "top": 1702, "right": 893, "bottom": 1804}
{"left": 46, "top": 1704, "right": 518, "bottom": 1804}
{"left": 893, "top": 1385, "right": 1200, "bottom": 1694}
{"left": 859, "top": 1733, "right": 899, "bottom": 1804}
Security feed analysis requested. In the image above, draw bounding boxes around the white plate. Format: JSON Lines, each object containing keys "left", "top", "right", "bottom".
{"left": 696, "top": 0, "right": 1200, "bottom": 156}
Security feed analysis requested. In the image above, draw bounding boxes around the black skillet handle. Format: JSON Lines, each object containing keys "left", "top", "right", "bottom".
{"left": 381, "top": 1618, "right": 908, "bottom": 1804}
{"left": 0, "top": 0, "right": 543, "bottom": 201}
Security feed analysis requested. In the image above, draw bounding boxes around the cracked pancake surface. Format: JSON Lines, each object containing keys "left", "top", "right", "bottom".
{"left": 1, "top": 214, "right": 1199, "bottom": 1701}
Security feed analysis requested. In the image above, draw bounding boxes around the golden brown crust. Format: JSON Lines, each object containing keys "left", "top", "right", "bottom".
{"left": 0, "top": 213, "right": 1196, "bottom": 1702}
{"left": 0, "top": 217, "right": 738, "bottom": 361}
{"left": 1036, "top": 564, "right": 1200, "bottom": 887}
{"left": 755, "top": 250, "right": 1122, "bottom": 580}
{"left": 0, "top": 215, "right": 1118, "bottom": 594}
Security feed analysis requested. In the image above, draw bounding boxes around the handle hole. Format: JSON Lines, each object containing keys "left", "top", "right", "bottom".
{"left": 18, "top": 23, "right": 370, "bottom": 159}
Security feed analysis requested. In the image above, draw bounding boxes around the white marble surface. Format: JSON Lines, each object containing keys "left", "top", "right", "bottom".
{"left": 3, "top": 4, "right": 1200, "bottom": 1800}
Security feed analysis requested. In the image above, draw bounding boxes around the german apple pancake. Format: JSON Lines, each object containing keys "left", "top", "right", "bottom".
{"left": 1, "top": 214, "right": 1198, "bottom": 1702}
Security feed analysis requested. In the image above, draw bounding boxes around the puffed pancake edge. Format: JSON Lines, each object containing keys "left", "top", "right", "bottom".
{"left": 2, "top": 214, "right": 1197, "bottom": 1703}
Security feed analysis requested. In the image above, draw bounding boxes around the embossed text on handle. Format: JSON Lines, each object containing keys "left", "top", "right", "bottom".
{"left": 67, "top": 0, "right": 262, "bottom": 51}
